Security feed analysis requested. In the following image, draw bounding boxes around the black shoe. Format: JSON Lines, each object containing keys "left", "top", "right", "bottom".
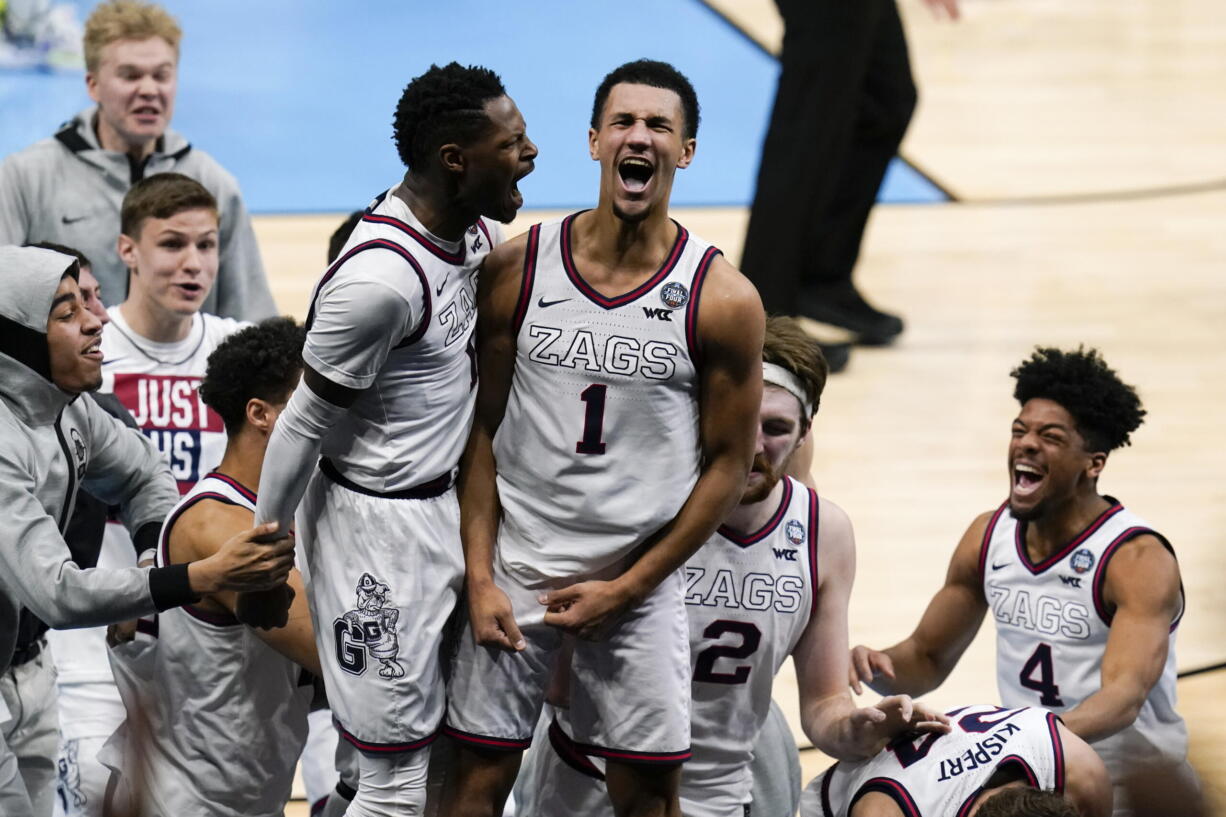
{"left": 799, "top": 285, "right": 904, "bottom": 346}
{"left": 816, "top": 341, "right": 851, "bottom": 374}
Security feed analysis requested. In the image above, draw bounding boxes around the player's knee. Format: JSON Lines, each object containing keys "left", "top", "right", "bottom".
{"left": 347, "top": 748, "right": 430, "bottom": 817}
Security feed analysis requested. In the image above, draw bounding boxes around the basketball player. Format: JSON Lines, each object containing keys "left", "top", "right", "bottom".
{"left": 801, "top": 704, "right": 1112, "bottom": 817}
{"left": 101, "top": 317, "right": 317, "bottom": 817}
{"left": 441, "top": 59, "right": 764, "bottom": 817}
{"left": 848, "top": 348, "right": 1194, "bottom": 815}
{"left": 514, "top": 317, "right": 951, "bottom": 817}
{"left": 253, "top": 63, "right": 537, "bottom": 816}
{"left": 0, "top": 245, "right": 292, "bottom": 817}
{"left": 45, "top": 172, "right": 244, "bottom": 817}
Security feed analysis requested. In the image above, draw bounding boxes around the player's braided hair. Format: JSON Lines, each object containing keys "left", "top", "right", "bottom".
{"left": 974, "top": 787, "right": 1079, "bottom": 817}
{"left": 199, "top": 317, "right": 305, "bottom": 436}
{"left": 591, "top": 59, "right": 701, "bottom": 140}
{"left": 392, "top": 62, "right": 506, "bottom": 170}
{"left": 763, "top": 315, "right": 828, "bottom": 428}
{"left": 1011, "top": 346, "right": 1145, "bottom": 453}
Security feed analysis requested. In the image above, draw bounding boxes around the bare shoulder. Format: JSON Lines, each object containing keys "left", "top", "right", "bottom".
{"left": 482, "top": 230, "right": 532, "bottom": 280}
{"left": 850, "top": 791, "right": 905, "bottom": 817}
{"left": 1103, "top": 531, "right": 1180, "bottom": 607}
{"left": 817, "top": 495, "right": 855, "bottom": 547}
{"left": 816, "top": 494, "right": 856, "bottom": 587}
{"left": 1056, "top": 721, "right": 1113, "bottom": 817}
{"left": 169, "top": 499, "right": 252, "bottom": 564}
{"left": 698, "top": 254, "right": 763, "bottom": 319}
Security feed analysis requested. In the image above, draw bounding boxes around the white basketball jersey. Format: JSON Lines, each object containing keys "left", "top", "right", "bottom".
{"left": 307, "top": 187, "right": 500, "bottom": 492}
{"left": 685, "top": 476, "right": 818, "bottom": 805}
{"left": 494, "top": 213, "right": 721, "bottom": 580}
{"left": 980, "top": 498, "right": 1187, "bottom": 773}
{"left": 100, "top": 308, "right": 243, "bottom": 492}
{"left": 105, "top": 473, "right": 313, "bottom": 817}
{"left": 805, "top": 705, "right": 1065, "bottom": 817}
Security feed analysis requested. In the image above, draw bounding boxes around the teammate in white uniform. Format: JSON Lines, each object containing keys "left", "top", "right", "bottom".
{"left": 102, "top": 317, "right": 319, "bottom": 817}
{"left": 254, "top": 63, "right": 536, "bottom": 817}
{"left": 802, "top": 704, "right": 1112, "bottom": 817}
{"left": 514, "top": 317, "right": 951, "bottom": 817}
{"left": 45, "top": 173, "right": 243, "bottom": 817}
{"left": 849, "top": 348, "right": 1196, "bottom": 815}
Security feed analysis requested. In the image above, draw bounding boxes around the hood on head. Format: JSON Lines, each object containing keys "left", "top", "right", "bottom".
{"left": 0, "top": 245, "right": 80, "bottom": 382}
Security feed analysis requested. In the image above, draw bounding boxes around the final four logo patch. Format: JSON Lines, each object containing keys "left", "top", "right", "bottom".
{"left": 1070, "top": 548, "right": 1095, "bottom": 574}
{"left": 785, "top": 519, "right": 806, "bottom": 546}
{"left": 660, "top": 281, "right": 689, "bottom": 309}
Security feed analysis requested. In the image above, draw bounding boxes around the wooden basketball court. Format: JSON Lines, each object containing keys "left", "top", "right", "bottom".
{"left": 272, "top": 0, "right": 1224, "bottom": 811}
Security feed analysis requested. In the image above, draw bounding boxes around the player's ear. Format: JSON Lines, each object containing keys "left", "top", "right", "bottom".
{"left": 588, "top": 128, "right": 600, "bottom": 161}
{"left": 246, "top": 397, "right": 275, "bottom": 434}
{"left": 117, "top": 232, "right": 139, "bottom": 275}
{"left": 1086, "top": 450, "right": 1107, "bottom": 479}
{"left": 676, "top": 137, "right": 696, "bottom": 169}
{"left": 439, "top": 143, "right": 465, "bottom": 175}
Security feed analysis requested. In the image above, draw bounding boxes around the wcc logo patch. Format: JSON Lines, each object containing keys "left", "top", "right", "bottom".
{"left": 333, "top": 573, "right": 405, "bottom": 679}
{"left": 660, "top": 281, "right": 689, "bottom": 309}
{"left": 785, "top": 519, "right": 806, "bottom": 546}
{"left": 1070, "top": 548, "right": 1095, "bottom": 574}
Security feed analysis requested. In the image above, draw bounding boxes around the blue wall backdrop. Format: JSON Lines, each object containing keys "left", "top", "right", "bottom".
{"left": 0, "top": 0, "right": 945, "bottom": 212}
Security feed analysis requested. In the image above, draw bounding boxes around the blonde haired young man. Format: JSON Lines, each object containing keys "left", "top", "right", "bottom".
{"left": 0, "top": 0, "right": 274, "bottom": 320}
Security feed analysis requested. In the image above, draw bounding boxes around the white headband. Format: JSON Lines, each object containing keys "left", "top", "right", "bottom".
{"left": 763, "top": 362, "right": 813, "bottom": 420}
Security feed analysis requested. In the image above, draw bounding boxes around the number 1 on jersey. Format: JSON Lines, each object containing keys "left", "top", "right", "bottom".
{"left": 575, "top": 384, "right": 608, "bottom": 455}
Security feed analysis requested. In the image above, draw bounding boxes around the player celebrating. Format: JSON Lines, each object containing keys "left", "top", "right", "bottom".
{"left": 848, "top": 347, "right": 1195, "bottom": 815}
{"left": 442, "top": 60, "right": 764, "bottom": 817}
{"left": 254, "top": 63, "right": 536, "bottom": 816}
{"left": 102, "top": 317, "right": 316, "bottom": 817}
{"left": 515, "top": 317, "right": 951, "bottom": 817}
{"left": 801, "top": 704, "right": 1112, "bottom": 817}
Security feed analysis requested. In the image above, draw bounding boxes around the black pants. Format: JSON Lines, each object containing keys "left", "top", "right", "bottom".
{"left": 741, "top": 0, "right": 918, "bottom": 315}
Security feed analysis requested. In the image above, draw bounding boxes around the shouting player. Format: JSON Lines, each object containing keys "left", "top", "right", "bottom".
{"left": 848, "top": 347, "right": 1195, "bottom": 815}
{"left": 515, "top": 316, "right": 951, "bottom": 817}
{"left": 102, "top": 317, "right": 316, "bottom": 816}
{"left": 254, "top": 63, "right": 536, "bottom": 816}
{"left": 801, "top": 704, "right": 1112, "bottom": 817}
{"left": 442, "top": 59, "right": 764, "bottom": 817}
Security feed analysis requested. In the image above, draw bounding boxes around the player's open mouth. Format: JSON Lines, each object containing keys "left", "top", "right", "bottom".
{"left": 175, "top": 282, "right": 203, "bottom": 297}
{"left": 131, "top": 105, "right": 162, "bottom": 121}
{"left": 618, "top": 157, "right": 654, "bottom": 194}
{"left": 82, "top": 336, "right": 103, "bottom": 361}
{"left": 1012, "top": 462, "right": 1044, "bottom": 497}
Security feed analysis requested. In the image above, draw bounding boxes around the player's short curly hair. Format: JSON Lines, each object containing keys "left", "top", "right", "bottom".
{"left": 591, "top": 59, "right": 701, "bottom": 140}
{"left": 763, "top": 315, "right": 828, "bottom": 429}
{"left": 975, "top": 787, "right": 1079, "bottom": 817}
{"left": 1011, "top": 346, "right": 1145, "bottom": 453}
{"left": 392, "top": 62, "right": 506, "bottom": 170}
{"left": 199, "top": 317, "right": 305, "bottom": 436}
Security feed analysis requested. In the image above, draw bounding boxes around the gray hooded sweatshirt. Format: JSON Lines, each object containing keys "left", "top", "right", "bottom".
{"left": 0, "top": 245, "right": 192, "bottom": 674}
{"left": 0, "top": 108, "right": 276, "bottom": 320}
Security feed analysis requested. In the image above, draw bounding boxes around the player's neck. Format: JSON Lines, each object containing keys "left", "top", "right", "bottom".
{"left": 574, "top": 205, "right": 677, "bottom": 278}
{"left": 724, "top": 479, "right": 786, "bottom": 536}
{"left": 214, "top": 433, "right": 266, "bottom": 495}
{"left": 1024, "top": 491, "right": 1112, "bottom": 557}
{"left": 118, "top": 296, "right": 195, "bottom": 343}
{"left": 396, "top": 173, "right": 472, "bottom": 243}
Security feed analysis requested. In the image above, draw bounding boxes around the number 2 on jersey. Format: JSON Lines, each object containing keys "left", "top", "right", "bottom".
{"left": 575, "top": 384, "right": 608, "bottom": 455}
{"left": 692, "top": 620, "right": 762, "bottom": 685}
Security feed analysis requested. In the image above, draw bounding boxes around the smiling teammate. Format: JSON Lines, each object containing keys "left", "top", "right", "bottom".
{"left": 442, "top": 59, "right": 765, "bottom": 817}
{"left": 254, "top": 63, "right": 536, "bottom": 816}
{"left": 848, "top": 347, "right": 1195, "bottom": 815}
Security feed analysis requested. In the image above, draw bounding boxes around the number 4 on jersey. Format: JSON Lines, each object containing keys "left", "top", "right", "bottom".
{"left": 1019, "top": 643, "right": 1065, "bottom": 707}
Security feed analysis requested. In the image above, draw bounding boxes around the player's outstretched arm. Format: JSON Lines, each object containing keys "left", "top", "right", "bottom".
{"left": 255, "top": 254, "right": 418, "bottom": 538}
{"left": 849, "top": 512, "right": 992, "bottom": 697}
{"left": 1058, "top": 722, "right": 1114, "bottom": 817}
{"left": 542, "top": 257, "right": 764, "bottom": 638}
{"left": 173, "top": 499, "right": 321, "bottom": 676}
{"left": 1060, "top": 534, "right": 1181, "bottom": 743}
{"left": 457, "top": 236, "right": 530, "bottom": 652}
{"left": 795, "top": 498, "right": 950, "bottom": 760}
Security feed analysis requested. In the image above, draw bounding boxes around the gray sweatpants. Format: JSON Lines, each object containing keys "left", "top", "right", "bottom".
{"left": 1, "top": 645, "right": 61, "bottom": 817}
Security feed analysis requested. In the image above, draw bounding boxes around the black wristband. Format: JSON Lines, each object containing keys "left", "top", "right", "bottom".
{"left": 148, "top": 563, "right": 200, "bottom": 610}
{"left": 132, "top": 521, "right": 161, "bottom": 556}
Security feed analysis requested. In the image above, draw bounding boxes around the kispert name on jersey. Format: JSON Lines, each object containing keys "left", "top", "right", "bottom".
{"left": 493, "top": 212, "right": 722, "bottom": 581}
{"left": 686, "top": 476, "right": 819, "bottom": 800}
{"left": 100, "top": 308, "right": 243, "bottom": 492}
{"left": 305, "top": 187, "right": 500, "bottom": 491}
{"left": 807, "top": 705, "right": 1065, "bottom": 817}
{"left": 979, "top": 498, "right": 1187, "bottom": 768}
